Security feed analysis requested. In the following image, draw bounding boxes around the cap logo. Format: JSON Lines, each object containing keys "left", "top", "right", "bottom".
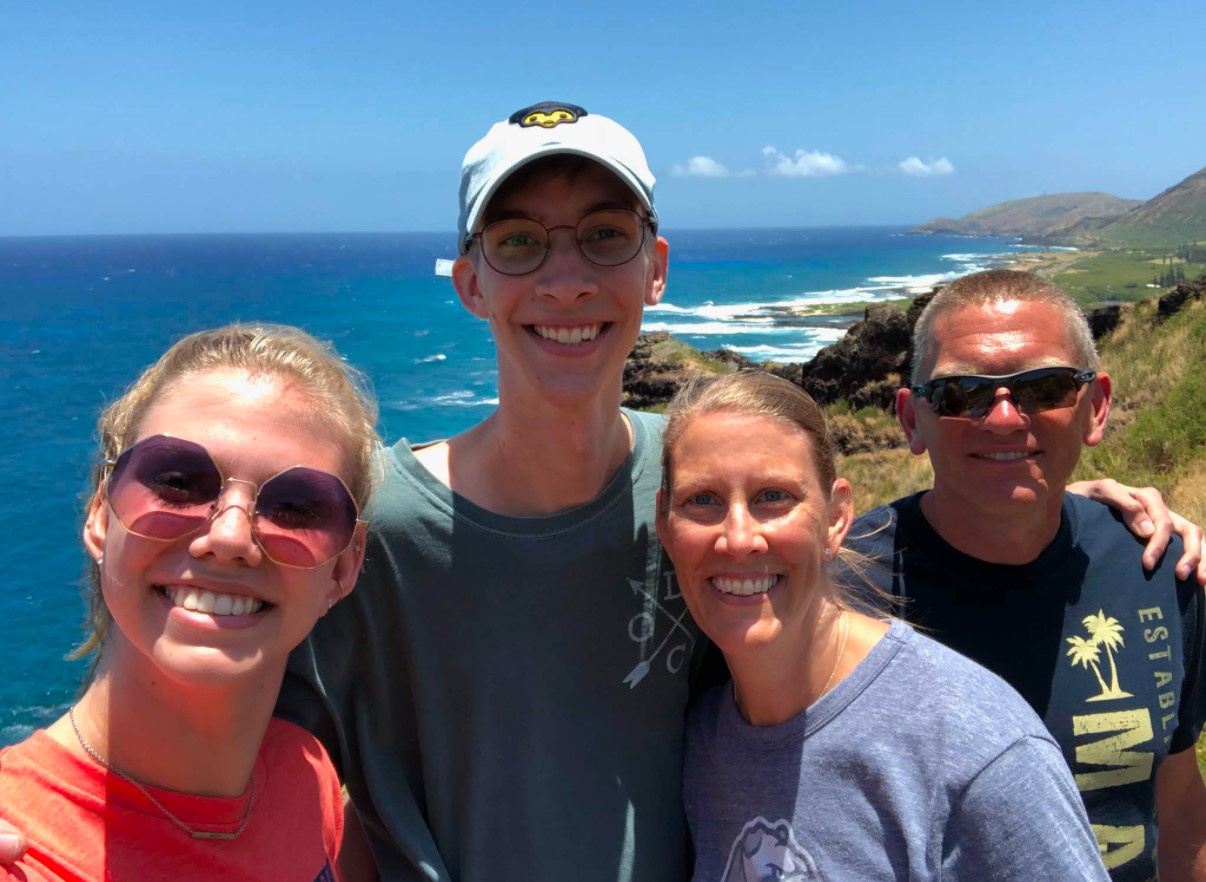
{"left": 510, "top": 101, "right": 587, "bottom": 129}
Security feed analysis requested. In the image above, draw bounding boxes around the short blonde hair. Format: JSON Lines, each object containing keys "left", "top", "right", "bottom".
{"left": 76, "top": 323, "right": 379, "bottom": 662}
{"left": 911, "top": 269, "right": 1099, "bottom": 383}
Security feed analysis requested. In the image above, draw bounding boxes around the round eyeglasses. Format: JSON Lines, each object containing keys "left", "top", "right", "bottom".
{"left": 465, "top": 209, "right": 657, "bottom": 276}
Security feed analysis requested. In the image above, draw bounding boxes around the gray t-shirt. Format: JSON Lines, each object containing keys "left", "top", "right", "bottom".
{"left": 684, "top": 621, "right": 1109, "bottom": 881}
{"left": 280, "top": 409, "right": 707, "bottom": 882}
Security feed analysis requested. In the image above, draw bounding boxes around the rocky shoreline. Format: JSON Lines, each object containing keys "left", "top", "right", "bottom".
{"left": 623, "top": 276, "right": 1206, "bottom": 431}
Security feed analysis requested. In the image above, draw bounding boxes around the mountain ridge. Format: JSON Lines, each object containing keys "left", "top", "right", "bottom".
{"left": 910, "top": 166, "right": 1206, "bottom": 247}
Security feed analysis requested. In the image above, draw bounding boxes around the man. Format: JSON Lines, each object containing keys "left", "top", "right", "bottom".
{"left": 852, "top": 269, "right": 1206, "bottom": 882}
{"left": 277, "top": 102, "right": 706, "bottom": 882}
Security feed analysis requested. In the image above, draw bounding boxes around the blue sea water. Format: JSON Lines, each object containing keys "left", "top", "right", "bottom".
{"left": 0, "top": 226, "right": 1019, "bottom": 745}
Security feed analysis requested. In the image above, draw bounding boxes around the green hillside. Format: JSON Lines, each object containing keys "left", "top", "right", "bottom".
{"left": 911, "top": 166, "right": 1206, "bottom": 249}
{"left": 1094, "top": 167, "right": 1206, "bottom": 247}
{"left": 910, "top": 193, "right": 1141, "bottom": 239}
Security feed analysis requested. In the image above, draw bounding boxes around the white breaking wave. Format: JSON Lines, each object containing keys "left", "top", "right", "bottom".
{"left": 415, "top": 353, "right": 447, "bottom": 364}
{"left": 394, "top": 390, "right": 499, "bottom": 411}
{"left": 723, "top": 342, "right": 831, "bottom": 361}
{"left": 642, "top": 319, "right": 786, "bottom": 336}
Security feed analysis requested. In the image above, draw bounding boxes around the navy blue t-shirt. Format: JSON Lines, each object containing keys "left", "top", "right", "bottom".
{"left": 848, "top": 492, "right": 1204, "bottom": 881}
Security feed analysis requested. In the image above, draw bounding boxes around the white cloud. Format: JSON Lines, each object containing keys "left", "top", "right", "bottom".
{"left": 761, "top": 146, "right": 858, "bottom": 177}
{"left": 899, "top": 156, "right": 955, "bottom": 177}
{"left": 670, "top": 156, "right": 730, "bottom": 178}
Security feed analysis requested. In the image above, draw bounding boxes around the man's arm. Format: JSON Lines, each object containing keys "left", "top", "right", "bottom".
{"left": 1156, "top": 748, "right": 1206, "bottom": 882}
{"left": 1068, "top": 479, "right": 1205, "bottom": 586}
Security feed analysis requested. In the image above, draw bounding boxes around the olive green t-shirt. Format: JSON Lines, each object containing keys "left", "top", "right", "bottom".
{"left": 280, "top": 410, "right": 706, "bottom": 881}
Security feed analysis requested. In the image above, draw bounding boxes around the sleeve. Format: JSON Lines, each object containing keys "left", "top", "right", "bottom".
{"left": 1171, "top": 573, "right": 1206, "bottom": 753}
{"left": 313, "top": 737, "right": 345, "bottom": 867}
{"left": 942, "top": 735, "right": 1110, "bottom": 882}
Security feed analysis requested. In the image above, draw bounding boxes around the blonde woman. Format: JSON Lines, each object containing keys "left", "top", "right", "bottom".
{"left": 0, "top": 325, "right": 376, "bottom": 881}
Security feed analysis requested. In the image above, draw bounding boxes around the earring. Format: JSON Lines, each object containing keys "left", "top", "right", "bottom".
{"left": 328, "top": 577, "right": 346, "bottom": 611}
{"left": 823, "top": 547, "right": 832, "bottom": 557}
{"left": 97, "top": 555, "right": 104, "bottom": 568}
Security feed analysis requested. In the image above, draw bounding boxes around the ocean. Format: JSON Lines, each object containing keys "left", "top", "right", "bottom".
{"left": 0, "top": 226, "right": 1019, "bottom": 744}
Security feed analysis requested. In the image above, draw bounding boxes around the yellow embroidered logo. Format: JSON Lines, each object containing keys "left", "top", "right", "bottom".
{"left": 522, "top": 108, "right": 578, "bottom": 128}
{"left": 510, "top": 102, "right": 587, "bottom": 129}
{"left": 1066, "top": 610, "right": 1135, "bottom": 701}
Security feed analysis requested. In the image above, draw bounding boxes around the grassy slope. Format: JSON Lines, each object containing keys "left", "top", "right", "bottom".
{"left": 1052, "top": 251, "right": 1206, "bottom": 303}
{"left": 835, "top": 294, "right": 1206, "bottom": 774}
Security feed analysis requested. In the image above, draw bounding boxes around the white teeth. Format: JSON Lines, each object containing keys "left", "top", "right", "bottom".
{"left": 166, "top": 587, "right": 263, "bottom": 616}
{"left": 712, "top": 575, "right": 778, "bottom": 596}
{"left": 534, "top": 324, "right": 601, "bottom": 344}
{"left": 981, "top": 451, "right": 1030, "bottom": 461}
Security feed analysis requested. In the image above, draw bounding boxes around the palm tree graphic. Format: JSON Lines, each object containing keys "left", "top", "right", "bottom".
{"left": 1066, "top": 610, "right": 1133, "bottom": 701}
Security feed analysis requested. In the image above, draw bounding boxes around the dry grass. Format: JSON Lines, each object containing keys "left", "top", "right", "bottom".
{"left": 835, "top": 446, "right": 933, "bottom": 514}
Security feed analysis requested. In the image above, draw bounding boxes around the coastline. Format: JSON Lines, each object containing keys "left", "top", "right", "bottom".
{"left": 773, "top": 243, "right": 1090, "bottom": 326}
{"left": 998, "top": 247, "right": 1094, "bottom": 277}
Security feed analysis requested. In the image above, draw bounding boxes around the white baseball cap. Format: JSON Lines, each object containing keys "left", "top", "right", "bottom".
{"left": 458, "top": 101, "right": 657, "bottom": 254}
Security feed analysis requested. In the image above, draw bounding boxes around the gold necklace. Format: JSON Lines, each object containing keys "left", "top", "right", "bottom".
{"left": 731, "top": 609, "right": 852, "bottom": 715}
{"left": 69, "top": 706, "right": 254, "bottom": 840}
{"left": 818, "top": 610, "right": 850, "bottom": 699}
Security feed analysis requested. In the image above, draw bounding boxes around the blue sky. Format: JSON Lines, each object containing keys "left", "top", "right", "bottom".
{"left": 4, "top": 0, "right": 1204, "bottom": 236}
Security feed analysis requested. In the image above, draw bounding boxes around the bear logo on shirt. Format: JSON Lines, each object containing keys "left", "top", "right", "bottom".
{"left": 723, "top": 817, "right": 823, "bottom": 882}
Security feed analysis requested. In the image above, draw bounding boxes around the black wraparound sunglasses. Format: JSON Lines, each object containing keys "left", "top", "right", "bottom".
{"left": 911, "top": 366, "right": 1097, "bottom": 420}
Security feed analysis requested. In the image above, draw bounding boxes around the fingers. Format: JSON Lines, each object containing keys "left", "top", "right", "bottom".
{"left": 1167, "top": 511, "right": 1206, "bottom": 587}
{"left": 1068, "top": 479, "right": 1158, "bottom": 540}
{"left": 1127, "top": 486, "right": 1175, "bottom": 571}
{"left": 0, "top": 819, "right": 27, "bottom": 862}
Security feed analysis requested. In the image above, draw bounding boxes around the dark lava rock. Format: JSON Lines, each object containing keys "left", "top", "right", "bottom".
{"left": 622, "top": 332, "right": 694, "bottom": 411}
{"left": 1157, "top": 275, "right": 1205, "bottom": 319}
{"left": 794, "top": 304, "right": 912, "bottom": 409}
{"left": 1086, "top": 304, "right": 1122, "bottom": 339}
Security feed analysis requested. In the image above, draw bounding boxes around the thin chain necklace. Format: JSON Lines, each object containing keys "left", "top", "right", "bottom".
{"left": 732, "top": 609, "right": 851, "bottom": 715}
{"left": 69, "top": 706, "right": 254, "bottom": 840}
{"left": 818, "top": 610, "right": 850, "bottom": 699}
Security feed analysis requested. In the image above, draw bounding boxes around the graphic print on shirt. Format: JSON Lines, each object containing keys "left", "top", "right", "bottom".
{"left": 623, "top": 569, "right": 696, "bottom": 689}
{"left": 1066, "top": 605, "right": 1178, "bottom": 871}
{"left": 1066, "top": 610, "right": 1134, "bottom": 701}
{"left": 722, "top": 817, "right": 823, "bottom": 882}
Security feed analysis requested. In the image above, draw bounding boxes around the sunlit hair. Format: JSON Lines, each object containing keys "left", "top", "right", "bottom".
{"left": 480, "top": 154, "right": 648, "bottom": 228}
{"left": 659, "top": 370, "right": 887, "bottom": 613}
{"left": 74, "top": 323, "right": 380, "bottom": 664}
{"left": 911, "top": 269, "right": 1100, "bottom": 383}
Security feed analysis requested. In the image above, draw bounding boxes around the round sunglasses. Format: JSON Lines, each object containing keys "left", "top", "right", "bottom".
{"left": 911, "top": 367, "right": 1097, "bottom": 420}
{"left": 464, "top": 208, "right": 656, "bottom": 276}
{"left": 105, "top": 435, "right": 361, "bottom": 569}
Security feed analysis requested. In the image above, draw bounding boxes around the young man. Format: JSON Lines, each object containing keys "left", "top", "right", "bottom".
{"left": 853, "top": 270, "right": 1206, "bottom": 882}
{"left": 278, "top": 102, "right": 706, "bottom": 882}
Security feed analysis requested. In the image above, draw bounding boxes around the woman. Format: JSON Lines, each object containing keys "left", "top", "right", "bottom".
{"left": 656, "top": 371, "right": 1108, "bottom": 882}
{"left": 0, "top": 324, "right": 377, "bottom": 881}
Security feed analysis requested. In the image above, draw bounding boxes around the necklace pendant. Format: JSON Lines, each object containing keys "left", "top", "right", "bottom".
{"left": 191, "top": 830, "right": 241, "bottom": 840}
